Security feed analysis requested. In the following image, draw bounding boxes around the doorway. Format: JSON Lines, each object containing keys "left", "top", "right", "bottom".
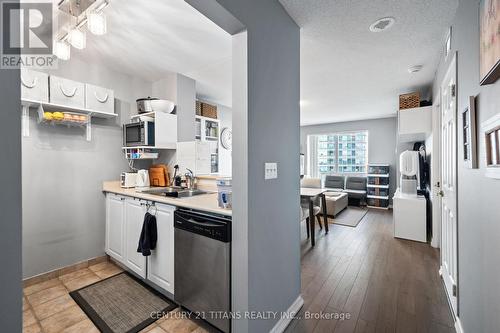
{"left": 439, "top": 52, "right": 459, "bottom": 318}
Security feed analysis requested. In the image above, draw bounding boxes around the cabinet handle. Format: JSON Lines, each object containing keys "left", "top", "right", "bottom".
{"left": 59, "top": 84, "right": 77, "bottom": 97}
{"left": 21, "top": 76, "right": 37, "bottom": 89}
{"left": 94, "top": 91, "right": 109, "bottom": 103}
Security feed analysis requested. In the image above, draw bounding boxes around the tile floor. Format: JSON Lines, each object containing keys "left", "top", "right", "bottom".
{"left": 22, "top": 261, "right": 210, "bottom": 333}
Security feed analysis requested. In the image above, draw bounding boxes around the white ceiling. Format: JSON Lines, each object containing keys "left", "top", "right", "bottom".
{"left": 279, "top": 0, "right": 459, "bottom": 126}
{"left": 58, "top": 0, "right": 232, "bottom": 106}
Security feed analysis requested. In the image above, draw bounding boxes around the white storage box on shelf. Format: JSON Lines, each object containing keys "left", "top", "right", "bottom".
{"left": 21, "top": 69, "right": 49, "bottom": 102}
{"left": 85, "top": 83, "right": 115, "bottom": 114}
{"left": 49, "top": 75, "right": 85, "bottom": 108}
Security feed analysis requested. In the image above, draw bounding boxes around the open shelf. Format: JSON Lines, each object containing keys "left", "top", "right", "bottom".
{"left": 122, "top": 144, "right": 176, "bottom": 160}
{"left": 22, "top": 98, "right": 117, "bottom": 119}
{"left": 367, "top": 184, "right": 390, "bottom": 189}
{"left": 121, "top": 145, "right": 176, "bottom": 150}
{"left": 21, "top": 98, "right": 118, "bottom": 141}
{"left": 367, "top": 195, "right": 389, "bottom": 200}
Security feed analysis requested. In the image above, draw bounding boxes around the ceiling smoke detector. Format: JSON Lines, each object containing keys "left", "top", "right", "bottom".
{"left": 369, "top": 17, "right": 396, "bottom": 32}
{"left": 408, "top": 65, "right": 424, "bottom": 73}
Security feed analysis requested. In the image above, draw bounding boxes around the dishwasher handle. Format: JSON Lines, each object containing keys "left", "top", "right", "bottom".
{"left": 186, "top": 218, "right": 225, "bottom": 228}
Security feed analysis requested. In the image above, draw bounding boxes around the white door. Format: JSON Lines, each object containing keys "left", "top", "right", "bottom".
{"left": 105, "top": 194, "right": 125, "bottom": 263}
{"left": 147, "top": 204, "right": 175, "bottom": 294}
{"left": 124, "top": 198, "right": 147, "bottom": 278}
{"left": 440, "top": 53, "right": 458, "bottom": 315}
{"left": 431, "top": 96, "right": 442, "bottom": 248}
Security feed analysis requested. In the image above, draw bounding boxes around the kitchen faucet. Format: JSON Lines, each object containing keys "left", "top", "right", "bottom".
{"left": 185, "top": 168, "right": 194, "bottom": 190}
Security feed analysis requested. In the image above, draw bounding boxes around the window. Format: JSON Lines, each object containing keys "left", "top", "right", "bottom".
{"left": 307, "top": 131, "right": 368, "bottom": 177}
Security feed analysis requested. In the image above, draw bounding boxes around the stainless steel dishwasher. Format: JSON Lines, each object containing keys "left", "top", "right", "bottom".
{"left": 174, "top": 209, "right": 231, "bottom": 333}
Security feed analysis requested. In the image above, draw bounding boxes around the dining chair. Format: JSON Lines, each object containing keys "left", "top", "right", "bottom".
{"left": 300, "top": 178, "right": 324, "bottom": 230}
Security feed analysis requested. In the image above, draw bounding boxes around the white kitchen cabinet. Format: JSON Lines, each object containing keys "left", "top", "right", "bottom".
{"left": 124, "top": 198, "right": 147, "bottom": 278}
{"left": 105, "top": 194, "right": 125, "bottom": 263}
{"left": 398, "top": 106, "right": 432, "bottom": 143}
{"left": 147, "top": 203, "right": 175, "bottom": 294}
{"left": 177, "top": 141, "right": 211, "bottom": 175}
{"left": 105, "top": 194, "right": 175, "bottom": 294}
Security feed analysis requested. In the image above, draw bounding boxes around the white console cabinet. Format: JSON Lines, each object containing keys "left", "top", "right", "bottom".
{"left": 393, "top": 189, "right": 427, "bottom": 242}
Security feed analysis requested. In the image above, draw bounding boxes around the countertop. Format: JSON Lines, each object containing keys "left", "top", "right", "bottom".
{"left": 102, "top": 181, "right": 232, "bottom": 216}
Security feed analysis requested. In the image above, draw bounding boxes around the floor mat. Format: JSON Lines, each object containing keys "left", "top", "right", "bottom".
{"left": 328, "top": 206, "right": 368, "bottom": 227}
{"left": 70, "top": 272, "right": 176, "bottom": 333}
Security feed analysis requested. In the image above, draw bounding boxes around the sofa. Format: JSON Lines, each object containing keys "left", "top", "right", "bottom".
{"left": 323, "top": 175, "right": 367, "bottom": 206}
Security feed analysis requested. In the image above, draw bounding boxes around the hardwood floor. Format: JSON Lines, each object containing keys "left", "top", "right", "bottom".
{"left": 286, "top": 209, "right": 455, "bottom": 333}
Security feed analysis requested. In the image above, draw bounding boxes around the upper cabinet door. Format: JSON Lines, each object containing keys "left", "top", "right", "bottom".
{"left": 105, "top": 194, "right": 125, "bottom": 263}
{"left": 124, "top": 198, "right": 147, "bottom": 278}
{"left": 147, "top": 203, "right": 176, "bottom": 294}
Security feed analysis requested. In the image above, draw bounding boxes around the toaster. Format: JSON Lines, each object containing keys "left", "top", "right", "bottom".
{"left": 121, "top": 172, "right": 137, "bottom": 188}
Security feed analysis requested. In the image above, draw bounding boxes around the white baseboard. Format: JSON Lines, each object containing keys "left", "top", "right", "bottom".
{"left": 455, "top": 317, "right": 464, "bottom": 333}
{"left": 269, "top": 295, "right": 304, "bottom": 333}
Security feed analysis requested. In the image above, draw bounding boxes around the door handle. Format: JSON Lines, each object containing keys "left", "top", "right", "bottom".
{"left": 437, "top": 190, "right": 444, "bottom": 197}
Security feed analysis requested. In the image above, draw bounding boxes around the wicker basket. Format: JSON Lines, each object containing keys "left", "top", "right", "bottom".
{"left": 399, "top": 92, "right": 420, "bottom": 110}
{"left": 201, "top": 102, "right": 217, "bottom": 119}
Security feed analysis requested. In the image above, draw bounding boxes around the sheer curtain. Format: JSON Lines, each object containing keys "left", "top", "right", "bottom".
{"left": 306, "top": 135, "right": 319, "bottom": 178}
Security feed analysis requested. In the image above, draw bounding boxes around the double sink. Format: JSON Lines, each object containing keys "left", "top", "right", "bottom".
{"left": 139, "top": 187, "right": 207, "bottom": 198}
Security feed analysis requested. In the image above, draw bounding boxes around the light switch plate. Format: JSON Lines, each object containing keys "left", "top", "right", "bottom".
{"left": 265, "top": 162, "right": 278, "bottom": 180}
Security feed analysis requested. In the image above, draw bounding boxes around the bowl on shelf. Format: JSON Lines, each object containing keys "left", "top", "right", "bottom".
{"left": 150, "top": 99, "right": 175, "bottom": 113}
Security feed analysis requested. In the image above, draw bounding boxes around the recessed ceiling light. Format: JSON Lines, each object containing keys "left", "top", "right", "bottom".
{"left": 408, "top": 65, "right": 424, "bottom": 73}
{"left": 369, "top": 17, "right": 396, "bottom": 32}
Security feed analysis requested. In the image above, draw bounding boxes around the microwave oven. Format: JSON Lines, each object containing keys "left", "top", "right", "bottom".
{"left": 123, "top": 121, "right": 155, "bottom": 147}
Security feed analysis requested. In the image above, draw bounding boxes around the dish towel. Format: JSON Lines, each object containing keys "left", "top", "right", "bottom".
{"left": 137, "top": 212, "right": 157, "bottom": 256}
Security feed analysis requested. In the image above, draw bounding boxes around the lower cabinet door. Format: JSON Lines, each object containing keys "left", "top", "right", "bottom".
{"left": 124, "top": 198, "right": 147, "bottom": 278}
{"left": 147, "top": 203, "right": 175, "bottom": 294}
{"left": 105, "top": 194, "right": 125, "bottom": 263}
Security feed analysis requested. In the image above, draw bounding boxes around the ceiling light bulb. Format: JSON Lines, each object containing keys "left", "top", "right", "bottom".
{"left": 69, "top": 28, "right": 86, "bottom": 49}
{"left": 87, "top": 11, "right": 107, "bottom": 35}
{"left": 54, "top": 40, "right": 71, "bottom": 60}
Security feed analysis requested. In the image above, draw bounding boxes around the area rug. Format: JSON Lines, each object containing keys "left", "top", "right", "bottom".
{"left": 328, "top": 206, "right": 368, "bottom": 227}
{"left": 70, "top": 272, "right": 177, "bottom": 333}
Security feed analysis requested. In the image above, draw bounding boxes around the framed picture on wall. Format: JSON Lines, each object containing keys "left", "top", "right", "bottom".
{"left": 481, "top": 113, "right": 500, "bottom": 179}
{"left": 462, "top": 96, "right": 478, "bottom": 168}
{"left": 479, "top": 0, "right": 500, "bottom": 85}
